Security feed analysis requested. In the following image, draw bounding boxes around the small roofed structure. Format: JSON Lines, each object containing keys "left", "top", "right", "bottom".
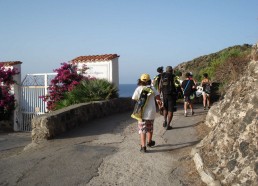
{"left": 0, "top": 61, "right": 22, "bottom": 66}
{"left": 71, "top": 54, "right": 120, "bottom": 88}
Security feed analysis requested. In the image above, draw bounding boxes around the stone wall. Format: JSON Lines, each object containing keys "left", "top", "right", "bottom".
{"left": 31, "top": 98, "right": 134, "bottom": 143}
{"left": 193, "top": 56, "right": 258, "bottom": 185}
{"left": 0, "top": 119, "right": 13, "bottom": 132}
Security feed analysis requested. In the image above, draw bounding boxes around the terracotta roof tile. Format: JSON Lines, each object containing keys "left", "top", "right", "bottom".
{"left": 0, "top": 61, "right": 22, "bottom": 66}
{"left": 71, "top": 54, "right": 119, "bottom": 63}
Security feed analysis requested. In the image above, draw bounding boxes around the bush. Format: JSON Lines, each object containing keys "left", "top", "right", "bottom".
{"left": 41, "top": 62, "right": 88, "bottom": 111}
{"left": 0, "top": 64, "right": 20, "bottom": 120}
{"left": 55, "top": 79, "right": 118, "bottom": 110}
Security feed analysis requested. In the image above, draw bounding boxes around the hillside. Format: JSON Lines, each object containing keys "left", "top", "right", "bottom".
{"left": 190, "top": 44, "right": 258, "bottom": 185}
{"left": 174, "top": 44, "right": 252, "bottom": 99}
{"left": 174, "top": 44, "right": 252, "bottom": 84}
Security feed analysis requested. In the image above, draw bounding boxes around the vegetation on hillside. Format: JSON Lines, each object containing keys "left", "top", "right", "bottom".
{"left": 174, "top": 44, "right": 252, "bottom": 96}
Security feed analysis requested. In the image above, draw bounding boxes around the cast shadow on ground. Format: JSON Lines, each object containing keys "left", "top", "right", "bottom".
{"left": 56, "top": 111, "right": 136, "bottom": 140}
{"left": 173, "top": 110, "right": 208, "bottom": 117}
{"left": 172, "top": 121, "right": 203, "bottom": 129}
{"left": 147, "top": 140, "right": 201, "bottom": 153}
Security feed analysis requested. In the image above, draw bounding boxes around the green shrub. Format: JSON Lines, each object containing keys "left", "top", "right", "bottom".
{"left": 175, "top": 44, "right": 252, "bottom": 98}
{"left": 55, "top": 79, "right": 118, "bottom": 110}
{"left": 195, "top": 45, "right": 251, "bottom": 82}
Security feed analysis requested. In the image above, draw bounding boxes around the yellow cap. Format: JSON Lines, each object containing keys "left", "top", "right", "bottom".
{"left": 140, "top": 74, "right": 150, "bottom": 82}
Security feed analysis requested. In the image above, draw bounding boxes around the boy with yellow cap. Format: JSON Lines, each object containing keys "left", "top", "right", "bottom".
{"left": 131, "top": 73, "right": 162, "bottom": 153}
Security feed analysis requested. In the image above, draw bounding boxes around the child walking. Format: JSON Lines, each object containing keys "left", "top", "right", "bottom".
{"left": 131, "top": 74, "right": 161, "bottom": 153}
{"left": 181, "top": 72, "right": 196, "bottom": 117}
{"left": 201, "top": 73, "right": 212, "bottom": 110}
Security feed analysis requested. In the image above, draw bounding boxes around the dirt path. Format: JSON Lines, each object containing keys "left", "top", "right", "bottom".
{"left": 0, "top": 103, "right": 208, "bottom": 186}
{"left": 87, "top": 103, "right": 208, "bottom": 186}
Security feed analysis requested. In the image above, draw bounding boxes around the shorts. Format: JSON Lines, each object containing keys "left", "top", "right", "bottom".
{"left": 138, "top": 120, "right": 154, "bottom": 134}
{"left": 202, "top": 92, "right": 210, "bottom": 97}
{"left": 163, "top": 94, "right": 176, "bottom": 112}
{"left": 184, "top": 95, "right": 192, "bottom": 103}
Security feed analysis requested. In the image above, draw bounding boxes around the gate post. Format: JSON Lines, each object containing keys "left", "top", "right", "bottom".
{"left": 0, "top": 61, "right": 22, "bottom": 131}
{"left": 13, "top": 63, "right": 22, "bottom": 131}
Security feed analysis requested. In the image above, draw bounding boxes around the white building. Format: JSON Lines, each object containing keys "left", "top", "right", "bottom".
{"left": 70, "top": 54, "right": 119, "bottom": 88}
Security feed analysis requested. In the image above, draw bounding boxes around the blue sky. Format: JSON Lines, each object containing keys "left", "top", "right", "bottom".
{"left": 0, "top": 0, "right": 257, "bottom": 84}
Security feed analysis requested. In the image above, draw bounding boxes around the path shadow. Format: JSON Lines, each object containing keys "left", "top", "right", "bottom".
{"left": 172, "top": 121, "right": 203, "bottom": 129}
{"left": 147, "top": 140, "right": 201, "bottom": 153}
{"left": 56, "top": 111, "right": 135, "bottom": 140}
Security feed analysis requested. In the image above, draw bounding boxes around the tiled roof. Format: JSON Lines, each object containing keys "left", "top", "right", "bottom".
{"left": 0, "top": 61, "right": 22, "bottom": 66}
{"left": 71, "top": 54, "right": 119, "bottom": 63}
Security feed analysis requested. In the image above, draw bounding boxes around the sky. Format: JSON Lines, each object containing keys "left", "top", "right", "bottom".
{"left": 0, "top": 0, "right": 257, "bottom": 84}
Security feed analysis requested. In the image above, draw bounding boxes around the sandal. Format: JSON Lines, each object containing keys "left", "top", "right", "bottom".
{"left": 140, "top": 146, "right": 147, "bottom": 153}
{"left": 147, "top": 140, "right": 155, "bottom": 147}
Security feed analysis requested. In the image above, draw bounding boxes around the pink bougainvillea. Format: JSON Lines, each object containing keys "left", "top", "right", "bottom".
{"left": 41, "top": 62, "right": 89, "bottom": 111}
{"left": 0, "top": 64, "right": 20, "bottom": 120}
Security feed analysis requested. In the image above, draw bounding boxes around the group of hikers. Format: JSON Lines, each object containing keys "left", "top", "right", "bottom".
{"left": 131, "top": 66, "right": 212, "bottom": 153}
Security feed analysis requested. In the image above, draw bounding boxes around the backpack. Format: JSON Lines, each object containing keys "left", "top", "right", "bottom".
{"left": 131, "top": 86, "right": 154, "bottom": 121}
{"left": 203, "top": 83, "right": 211, "bottom": 94}
{"left": 160, "top": 73, "right": 176, "bottom": 95}
{"left": 153, "top": 75, "right": 160, "bottom": 90}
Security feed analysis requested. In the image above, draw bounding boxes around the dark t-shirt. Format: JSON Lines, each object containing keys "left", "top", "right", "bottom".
{"left": 181, "top": 79, "right": 195, "bottom": 96}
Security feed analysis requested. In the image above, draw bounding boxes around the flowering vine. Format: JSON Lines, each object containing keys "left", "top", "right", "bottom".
{"left": 0, "top": 64, "right": 20, "bottom": 120}
{"left": 41, "top": 62, "right": 89, "bottom": 111}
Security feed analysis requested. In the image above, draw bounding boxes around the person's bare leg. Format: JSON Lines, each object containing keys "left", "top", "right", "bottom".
{"left": 163, "top": 109, "right": 168, "bottom": 127}
{"left": 163, "top": 109, "right": 168, "bottom": 121}
{"left": 203, "top": 94, "right": 207, "bottom": 108}
{"left": 140, "top": 133, "right": 146, "bottom": 147}
{"left": 207, "top": 95, "right": 210, "bottom": 108}
{"left": 189, "top": 102, "right": 193, "bottom": 110}
{"left": 184, "top": 101, "right": 188, "bottom": 116}
{"left": 167, "top": 111, "right": 173, "bottom": 126}
{"left": 147, "top": 132, "right": 152, "bottom": 143}
{"left": 184, "top": 102, "right": 188, "bottom": 112}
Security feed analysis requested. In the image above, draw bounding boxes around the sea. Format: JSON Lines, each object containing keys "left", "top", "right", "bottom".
{"left": 119, "top": 84, "right": 137, "bottom": 97}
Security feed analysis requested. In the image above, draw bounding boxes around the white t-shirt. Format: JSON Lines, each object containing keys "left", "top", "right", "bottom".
{"left": 132, "top": 85, "right": 159, "bottom": 120}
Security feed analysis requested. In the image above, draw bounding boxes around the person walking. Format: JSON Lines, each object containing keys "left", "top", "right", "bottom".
{"left": 152, "top": 66, "right": 163, "bottom": 93}
{"left": 201, "top": 73, "right": 212, "bottom": 110}
{"left": 181, "top": 72, "right": 196, "bottom": 117}
{"left": 152, "top": 66, "right": 164, "bottom": 114}
{"left": 131, "top": 74, "right": 162, "bottom": 153}
{"left": 159, "top": 66, "right": 177, "bottom": 130}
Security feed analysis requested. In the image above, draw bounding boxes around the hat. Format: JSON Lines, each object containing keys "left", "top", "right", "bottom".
{"left": 166, "top": 66, "right": 173, "bottom": 72}
{"left": 140, "top": 74, "right": 150, "bottom": 82}
{"left": 157, "top": 66, "right": 163, "bottom": 73}
{"left": 185, "top": 72, "right": 191, "bottom": 78}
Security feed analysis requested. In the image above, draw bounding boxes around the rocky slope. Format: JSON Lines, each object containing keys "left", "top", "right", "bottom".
{"left": 193, "top": 43, "right": 258, "bottom": 185}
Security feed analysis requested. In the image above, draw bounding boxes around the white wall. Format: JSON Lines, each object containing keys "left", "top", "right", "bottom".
{"left": 76, "top": 58, "right": 119, "bottom": 88}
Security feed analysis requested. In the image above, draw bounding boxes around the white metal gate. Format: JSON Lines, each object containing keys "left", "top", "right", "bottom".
{"left": 19, "top": 73, "right": 56, "bottom": 131}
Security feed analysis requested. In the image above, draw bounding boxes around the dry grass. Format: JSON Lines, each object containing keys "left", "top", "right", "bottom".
{"left": 195, "top": 121, "right": 211, "bottom": 140}
{"left": 175, "top": 146, "right": 207, "bottom": 186}
{"left": 169, "top": 121, "right": 211, "bottom": 186}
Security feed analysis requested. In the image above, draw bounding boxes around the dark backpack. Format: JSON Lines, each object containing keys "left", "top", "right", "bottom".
{"left": 203, "top": 83, "right": 211, "bottom": 94}
{"left": 160, "top": 73, "right": 176, "bottom": 95}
